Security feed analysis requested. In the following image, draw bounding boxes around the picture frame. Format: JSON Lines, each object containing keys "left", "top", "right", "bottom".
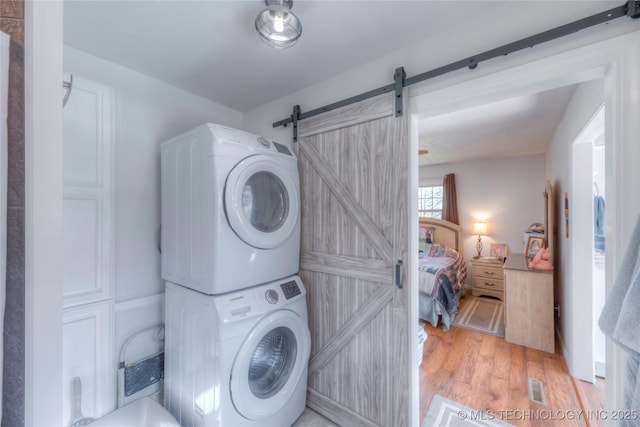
{"left": 489, "top": 243, "right": 508, "bottom": 261}
{"left": 525, "top": 236, "right": 545, "bottom": 262}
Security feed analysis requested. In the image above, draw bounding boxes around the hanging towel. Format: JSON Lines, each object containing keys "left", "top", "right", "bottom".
{"left": 599, "top": 215, "right": 640, "bottom": 422}
{"left": 594, "top": 195, "right": 605, "bottom": 252}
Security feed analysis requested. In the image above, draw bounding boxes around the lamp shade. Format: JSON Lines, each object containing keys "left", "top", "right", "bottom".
{"left": 473, "top": 222, "right": 487, "bottom": 236}
{"left": 255, "top": 0, "right": 302, "bottom": 49}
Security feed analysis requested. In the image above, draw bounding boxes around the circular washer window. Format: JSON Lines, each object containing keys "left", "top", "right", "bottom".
{"left": 225, "top": 155, "right": 299, "bottom": 249}
{"left": 248, "top": 326, "right": 297, "bottom": 399}
{"left": 230, "top": 310, "right": 310, "bottom": 420}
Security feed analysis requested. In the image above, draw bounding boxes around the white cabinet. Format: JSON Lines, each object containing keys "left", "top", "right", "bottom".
{"left": 62, "top": 75, "right": 116, "bottom": 422}
{"left": 63, "top": 75, "right": 114, "bottom": 307}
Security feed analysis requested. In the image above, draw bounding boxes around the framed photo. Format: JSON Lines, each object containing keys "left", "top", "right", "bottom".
{"left": 489, "top": 243, "right": 508, "bottom": 261}
{"left": 526, "top": 236, "right": 545, "bottom": 262}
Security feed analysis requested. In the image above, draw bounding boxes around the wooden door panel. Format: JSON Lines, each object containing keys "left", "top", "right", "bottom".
{"left": 299, "top": 161, "right": 386, "bottom": 260}
{"left": 300, "top": 252, "right": 391, "bottom": 284}
{"left": 297, "top": 91, "right": 411, "bottom": 426}
{"left": 308, "top": 284, "right": 393, "bottom": 373}
{"left": 311, "top": 314, "right": 393, "bottom": 425}
{"left": 301, "top": 271, "right": 385, "bottom": 353}
{"left": 296, "top": 94, "right": 394, "bottom": 138}
{"left": 304, "top": 276, "right": 393, "bottom": 426}
{"left": 299, "top": 139, "right": 393, "bottom": 262}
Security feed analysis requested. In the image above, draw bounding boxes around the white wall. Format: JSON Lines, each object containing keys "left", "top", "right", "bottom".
{"left": 64, "top": 46, "right": 243, "bottom": 304}
{"left": 420, "top": 154, "right": 546, "bottom": 280}
{"left": 25, "top": 2, "right": 65, "bottom": 424}
{"left": 545, "top": 78, "right": 604, "bottom": 378}
{"left": 63, "top": 46, "right": 243, "bottom": 413}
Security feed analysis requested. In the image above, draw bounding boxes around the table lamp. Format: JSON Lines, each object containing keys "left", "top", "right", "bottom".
{"left": 473, "top": 222, "right": 487, "bottom": 257}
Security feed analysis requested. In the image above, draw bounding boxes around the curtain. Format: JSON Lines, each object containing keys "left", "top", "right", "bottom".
{"left": 442, "top": 173, "right": 459, "bottom": 225}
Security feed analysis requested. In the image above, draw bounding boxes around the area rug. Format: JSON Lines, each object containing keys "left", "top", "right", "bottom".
{"left": 422, "top": 395, "right": 514, "bottom": 427}
{"left": 453, "top": 296, "right": 504, "bottom": 337}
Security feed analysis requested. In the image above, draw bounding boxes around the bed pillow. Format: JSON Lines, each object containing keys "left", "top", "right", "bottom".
{"left": 429, "top": 242, "right": 459, "bottom": 258}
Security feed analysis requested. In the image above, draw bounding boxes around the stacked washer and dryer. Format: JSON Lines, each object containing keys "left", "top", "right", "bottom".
{"left": 160, "top": 124, "right": 311, "bottom": 427}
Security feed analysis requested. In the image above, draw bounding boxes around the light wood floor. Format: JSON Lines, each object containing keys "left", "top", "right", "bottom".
{"left": 419, "top": 296, "right": 605, "bottom": 426}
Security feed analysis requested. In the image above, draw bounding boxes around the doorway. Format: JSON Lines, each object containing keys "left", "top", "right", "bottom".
{"left": 409, "top": 31, "right": 639, "bottom": 417}
{"left": 571, "top": 105, "right": 606, "bottom": 385}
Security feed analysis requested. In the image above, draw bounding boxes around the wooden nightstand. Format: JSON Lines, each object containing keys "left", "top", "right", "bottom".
{"left": 471, "top": 257, "right": 504, "bottom": 301}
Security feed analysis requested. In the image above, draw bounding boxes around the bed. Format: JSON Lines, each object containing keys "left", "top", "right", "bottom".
{"left": 418, "top": 217, "right": 467, "bottom": 331}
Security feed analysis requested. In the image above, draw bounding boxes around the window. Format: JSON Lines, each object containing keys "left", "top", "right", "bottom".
{"left": 418, "top": 185, "right": 443, "bottom": 218}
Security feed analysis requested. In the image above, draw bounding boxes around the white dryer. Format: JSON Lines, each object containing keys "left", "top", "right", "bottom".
{"left": 164, "top": 276, "right": 311, "bottom": 427}
{"left": 161, "top": 123, "right": 300, "bottom": 295}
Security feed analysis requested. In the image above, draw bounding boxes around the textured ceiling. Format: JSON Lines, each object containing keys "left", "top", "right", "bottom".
{"left": 418, "top": 85, "right": 578, "bottom": 166}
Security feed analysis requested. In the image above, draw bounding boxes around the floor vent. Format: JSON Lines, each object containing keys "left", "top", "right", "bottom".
{"left": 528, "top": 378, "right": 546, "bottom": 405}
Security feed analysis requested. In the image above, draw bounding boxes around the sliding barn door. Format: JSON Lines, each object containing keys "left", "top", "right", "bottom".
{"left": 297, "top": 91, "right": 412, "bottom": 426}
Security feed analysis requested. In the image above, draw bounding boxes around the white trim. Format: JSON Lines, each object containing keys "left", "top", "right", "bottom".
{"left": 570, "top": 137, "right": 595, "bottom": 382}
{"left": 411, "top": 30, "right": 640, "bottom": 416}
{"left": 602, "top": 32, "right": 640, "bottom": 419}
{"left": 62, "top": 300, "right": 115, "bottom": 422}
{"left": 409, "top": 115, "right": 420, "bottom": 427}
{"left": 418, "top": 175, "right": 443, "bottom": 188}
{"left": 114, "top": 293, "right": 164, "bottom": 313}
{"left": 25, "top": 1, "right": 64, "bottom": 425}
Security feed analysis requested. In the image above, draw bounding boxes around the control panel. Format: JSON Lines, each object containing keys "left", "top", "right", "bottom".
{"left": 273, "top": 141, "right": 292, "bottom": 156}
{"left": 256, "top": 136, "right": 271, "bottom": 148}
{"left": 280, "top": 280, "right": 301, "bottom": 299}
{"left": 214, "top": 276, "right": 305, "bottom": 322}
{"left": 265, "top": 289, "right": 279, "bottom": 304}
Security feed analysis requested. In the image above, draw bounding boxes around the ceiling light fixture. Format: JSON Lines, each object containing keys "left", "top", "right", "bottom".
{"left": 255, "top": 0, "right": 302, "bottom": 49}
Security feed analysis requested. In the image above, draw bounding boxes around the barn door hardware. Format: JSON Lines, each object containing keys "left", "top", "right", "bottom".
{"left": 394, "top": 67, "right": 406, "bottom": 117}
{"left": 628, "top": 0, "right": 640, "bottom": 18}
{"left": 62, "top": 74, "right": 74, "bottom": 107}
{"left": 395, "top": 260, "right": 403, "bottom": 289}
{"left": 289, "top": 104, "right": 301, "bottom": 142}
{"left": 273, "top": 1, "right": 639, "bottom": 130}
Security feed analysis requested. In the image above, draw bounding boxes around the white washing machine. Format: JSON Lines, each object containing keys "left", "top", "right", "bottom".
{"left": 161, "top": 123, "right": 300, "bottom": 295}
{"left": 164, "top": 276, "right": 311, "bottom": 427}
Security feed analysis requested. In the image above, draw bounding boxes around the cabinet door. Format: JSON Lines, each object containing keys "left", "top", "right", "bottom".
{"left": 505, "top": 269, "right": 554, "bottom": 353}
{"left": 63, "top": 75, "right": 114, "bottom": 307}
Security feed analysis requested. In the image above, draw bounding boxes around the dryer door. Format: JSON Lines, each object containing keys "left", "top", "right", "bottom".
{"left": 225, "top": 155, "right": 299, "bottom": 249}
{"left": 230, "top": 309, "right": 311, "bottom": 420}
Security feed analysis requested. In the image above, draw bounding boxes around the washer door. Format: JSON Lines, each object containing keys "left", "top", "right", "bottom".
{"left": 230, "top": 310, "right": 311, "bottom": 420}
{"left": 225, "top": 155, "right": 299, "bottom": 249}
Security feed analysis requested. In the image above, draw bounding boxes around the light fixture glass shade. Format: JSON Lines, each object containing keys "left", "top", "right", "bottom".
{"left": 255, "top": 0, "right": 302, "bottom": 49}
{"left": 473, "top": 222, "right": 487, "bottom": 236}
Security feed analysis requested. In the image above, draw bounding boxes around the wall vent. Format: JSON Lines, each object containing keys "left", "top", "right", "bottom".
{"left": 528, "top": 378, "right": 546, "bottom": 405}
